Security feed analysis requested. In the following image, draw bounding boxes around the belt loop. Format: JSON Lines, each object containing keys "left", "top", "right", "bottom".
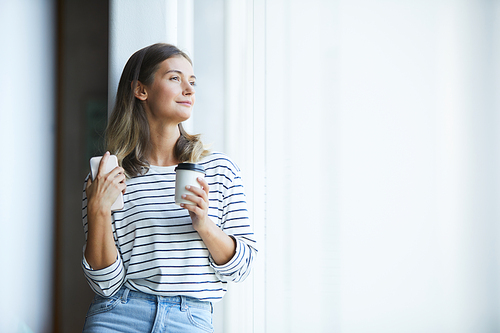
{"left": 180, "top": 296, "right": 188, "bottom": 312}
{"left": 121, "top": 287, "right": 130, "bottom": 304}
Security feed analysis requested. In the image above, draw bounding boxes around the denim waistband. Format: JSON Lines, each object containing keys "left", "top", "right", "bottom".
{"left": 113, "top": 286, "right": 213, "bottom": 312}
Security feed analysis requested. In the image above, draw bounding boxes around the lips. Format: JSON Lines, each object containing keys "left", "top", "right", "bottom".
{"left": 177, "top": 100, "right": 192, "bottom": 106}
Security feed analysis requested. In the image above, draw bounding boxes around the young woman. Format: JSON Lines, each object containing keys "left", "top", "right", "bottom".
{"left": 81, "top": 43, "right": 257, "bottom": 332}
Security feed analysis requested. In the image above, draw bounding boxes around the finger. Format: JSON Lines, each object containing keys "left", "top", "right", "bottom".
{"left": 118, "top": 173, "right": 126, "bottom": 183}
{"left": 196, "top": 177, "right": 209, "bottom": 194}
{"left": 182, "top": 194, "right": 206, "bottom": 209}
{"left": 113, "top": 173, "right": 126, "bottom": 187}
{"left": 97, "top": 151, "right": 111, "bottom": 177}
{"left": 119, "top": 182, "right": 127, "bottom": 194}
{"left": 180, "top": 202, "right": 204, "bottom": 216}
{"left": 86, "top": 176, "right": 92, "bottom": 190}
{"left": 185, "top": 187, "right": 208, "bottom": 206}
{"left": 185, "top": 184, "right": 203, "bottom": 196}
{"left": 109, "top": 166, "right": 125, "bottom": 179}
{"left": 185, "top": 185, "right": 208, "bottom": 201}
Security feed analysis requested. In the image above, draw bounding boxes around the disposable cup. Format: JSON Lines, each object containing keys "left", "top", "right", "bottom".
{"left": 174, "top": 163, "right": 205, "bottom": 205}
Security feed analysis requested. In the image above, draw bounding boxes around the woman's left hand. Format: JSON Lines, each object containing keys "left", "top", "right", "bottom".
{"left": 181, "top": 176, "right": 236, "bottom": 265}
{"left": 181, "top": 177, "right": 210, "bottom": 232}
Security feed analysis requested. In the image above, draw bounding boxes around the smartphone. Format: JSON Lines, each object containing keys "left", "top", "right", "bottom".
{"left": 89, "top": 155, "right": 124, "bottom": 211}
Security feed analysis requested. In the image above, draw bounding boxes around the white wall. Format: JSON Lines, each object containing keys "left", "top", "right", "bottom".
{"left": 0, "top": 0, "right": 55, "bottom": 332}
{"left": 192, "top": 0, "right": 226, "bottom": 152}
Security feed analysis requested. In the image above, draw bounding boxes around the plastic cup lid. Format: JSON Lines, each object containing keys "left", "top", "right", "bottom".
{"left": 175, "top": 163, "right": 205, "bottom": 174}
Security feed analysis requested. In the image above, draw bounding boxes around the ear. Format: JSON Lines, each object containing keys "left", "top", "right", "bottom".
{"left": 133, "top": 81, "right": 148, "bottom": 101}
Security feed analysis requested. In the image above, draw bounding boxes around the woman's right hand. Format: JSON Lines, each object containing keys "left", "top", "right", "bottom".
{"left": 86, "top": 151, "right": 126, "bottom": 213}
{"left": 84, "top": 152, "right": 125, "bottom": 270}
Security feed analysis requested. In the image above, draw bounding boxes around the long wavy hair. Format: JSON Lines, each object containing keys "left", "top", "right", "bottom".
{"left": 106, "top": 43, "right": 210, "bottom": 178}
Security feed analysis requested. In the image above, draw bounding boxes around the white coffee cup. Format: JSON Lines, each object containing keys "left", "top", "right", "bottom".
{"left": 174, "top": 163, "right": 205, "bottom": 205}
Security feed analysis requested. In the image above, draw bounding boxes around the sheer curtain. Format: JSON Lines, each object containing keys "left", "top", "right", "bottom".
{"left": 217, "top": 0, "right": 500, "bottom": 332}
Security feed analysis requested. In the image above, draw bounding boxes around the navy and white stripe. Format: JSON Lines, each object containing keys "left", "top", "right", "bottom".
{"left": 81, "top": 152, "right": 257, "bottom": 302}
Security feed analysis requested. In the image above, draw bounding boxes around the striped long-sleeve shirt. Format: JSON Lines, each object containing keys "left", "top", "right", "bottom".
{"left": 81, "top": 152, "right": 257, "bottom": 302}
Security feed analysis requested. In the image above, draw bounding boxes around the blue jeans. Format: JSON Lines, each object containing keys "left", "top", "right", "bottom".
{"left": 82, "top": 287, "right": 214, "bottom": 333}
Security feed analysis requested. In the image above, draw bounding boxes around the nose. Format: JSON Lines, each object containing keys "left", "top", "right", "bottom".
{"left": 183, "top": 82, "right": 195, "bottom": 96}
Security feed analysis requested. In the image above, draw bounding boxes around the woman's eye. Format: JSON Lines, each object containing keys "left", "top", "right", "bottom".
{"left": 170, "top": 76, "right": 180, "bottom": 81}
{"left": 190, "top": 81, "right": 196, "bottom": 86}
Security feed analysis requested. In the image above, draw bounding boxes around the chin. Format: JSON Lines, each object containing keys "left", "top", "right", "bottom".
{"left": 178, "top": 113, "right": 192, "bottom": 123}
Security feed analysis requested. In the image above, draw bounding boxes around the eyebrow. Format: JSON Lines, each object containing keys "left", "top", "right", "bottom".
{"left": 165, "top": 69, "right": 196, "bottom": 80}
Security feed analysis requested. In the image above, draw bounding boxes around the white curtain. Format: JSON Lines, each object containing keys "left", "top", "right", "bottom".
{"left": 218, "top": 0, "right": 500, "bottom": 332}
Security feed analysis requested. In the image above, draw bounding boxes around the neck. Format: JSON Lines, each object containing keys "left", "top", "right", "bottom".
{"left": 146, "top": 121, "right": 181, "bottom": 167}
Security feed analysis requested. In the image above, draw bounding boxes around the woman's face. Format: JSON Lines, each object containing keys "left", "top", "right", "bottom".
{"left": 143, "top": 55, "right": 196, "bottom": 124}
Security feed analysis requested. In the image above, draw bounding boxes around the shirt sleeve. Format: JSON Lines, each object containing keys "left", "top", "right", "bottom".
{"left": 81, "top": 175, "right": 126, "bottom": 297}
{"left": 209, "top": 162, "right": 257, "bottom": 282}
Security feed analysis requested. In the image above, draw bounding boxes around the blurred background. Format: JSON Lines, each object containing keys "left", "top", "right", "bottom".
{"left": 1, "top": 0, "right": 499, "bottom": 332}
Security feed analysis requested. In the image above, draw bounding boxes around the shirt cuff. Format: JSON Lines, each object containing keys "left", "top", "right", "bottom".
{"left": 209, "top": 236, "right": 244, "bottom": 274}
{"left": 82, "top": 253, "right": 122, "bottom": 277}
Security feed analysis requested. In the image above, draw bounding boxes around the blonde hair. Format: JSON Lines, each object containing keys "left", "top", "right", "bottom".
{"left": 106, "top": 43, "right": 210, "bottom": 177}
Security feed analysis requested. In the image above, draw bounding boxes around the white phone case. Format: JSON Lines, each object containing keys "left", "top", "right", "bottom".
{"left": 89, "top": 155, "right": 124, "bottom": 211}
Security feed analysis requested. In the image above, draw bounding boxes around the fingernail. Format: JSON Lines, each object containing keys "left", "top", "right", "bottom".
{"left": 185, "top": 185, "right": 191, "bottom": 190}
{"left": 182, "top": 194, "right": 186, "bottom": 198}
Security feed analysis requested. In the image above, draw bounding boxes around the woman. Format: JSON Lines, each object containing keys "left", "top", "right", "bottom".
{"left": 81, "top": 43, "right": 257, "bottom": 332}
